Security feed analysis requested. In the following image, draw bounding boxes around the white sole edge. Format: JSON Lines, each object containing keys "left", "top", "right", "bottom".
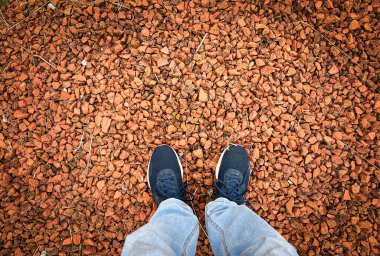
{"left": 147, "top": 145, "right": 183, "bottom": 188}
{"left": 215, "top": 144, "right": 238, "bottom": 179}
{"left": 215, "top": 144, "right": 252, "bottom": 179}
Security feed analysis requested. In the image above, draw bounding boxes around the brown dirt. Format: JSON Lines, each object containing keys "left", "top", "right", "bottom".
{"left": 0, "top": 0, "right": 379, "bottom": 255}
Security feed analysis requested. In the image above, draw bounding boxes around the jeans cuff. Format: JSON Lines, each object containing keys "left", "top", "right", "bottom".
{"left": 159, "top": 198, "right": 193, "bottom": 212}
{"left": 213, "top": 197, "right": 237, "bottom": 205}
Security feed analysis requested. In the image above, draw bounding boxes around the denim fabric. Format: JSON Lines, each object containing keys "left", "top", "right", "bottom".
{"left": 122, "top": 198, "right": 298, "bottom": 256}
{"left": 206, "top": 198, "right": 298, "bottom": 256}
{"left": 121, "top": 198, "right": 199, "bottom": 256}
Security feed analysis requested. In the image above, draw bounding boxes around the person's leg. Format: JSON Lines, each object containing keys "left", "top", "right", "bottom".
{"left": 206, "top": 198, "right": 297, "bottom": 256}
{"left": 122, "top": 198, "right": 198, "bottom": 256}
{"left": 206, "top": 145, "right": 298, "bottom": 256}
{"left": 121, "top": 145, "right": 199, "bottom": 256}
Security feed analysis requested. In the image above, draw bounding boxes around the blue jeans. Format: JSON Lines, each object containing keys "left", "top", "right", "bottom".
{"left": 122, "top": 198, "right": 298, "bottom": 256}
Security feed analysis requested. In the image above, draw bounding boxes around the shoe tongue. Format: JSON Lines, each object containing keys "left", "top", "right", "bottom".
{"left": 223, "top": 169, "right": 242, "bottom": 181}
{"left": 223, "top": 169, "right": 243, "bottom": 195}
{"left": 157, "top": 169, "right": 178, "bottom": 195}
{"left": 159, "top": 168, "right": 175, "bottom": 174}
{"left": 157, "top": 169, "right": 176, "bottom": 181}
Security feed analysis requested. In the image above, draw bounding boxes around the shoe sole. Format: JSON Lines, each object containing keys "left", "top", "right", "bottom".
{"left": 147, "top": 145, "right": 184, "bottom": 188}
{"left": 215, "top": 144, "right": 251, "bottom": 179}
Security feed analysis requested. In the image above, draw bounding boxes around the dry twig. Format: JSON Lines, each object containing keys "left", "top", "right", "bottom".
{"left": 298, "top": 21, "right": 364, "bottom": 70}
{"left": 13, "top": 42, "right": 58, "bottom": 70}
{"left": 0, "top": 8, "right": 11, "bottom": 28}
{"left": 263, "top": 126, "right": 291, "bottom": 152}
{"left": 85, "top": 131, "right": 94, "bottom": 176}
{"left": 107, "top": 0, "right": 131, "bottom": 10}
{"left": 8, "top": 2, "right": 50, "bottom": 30}
{"left": 0, "top": 61, "right": 11, "bottom": 78}
{"left": 32, "top": 245, "right": 40, "bottom": 256}
{"left": 72, "top": 129, "right": 86, "bottom": 152}
{"left": 195, "top": 33, "right": 207, "bottom": 53}
{"left": 339, "top": 141, "right": 379, "bottom": 171}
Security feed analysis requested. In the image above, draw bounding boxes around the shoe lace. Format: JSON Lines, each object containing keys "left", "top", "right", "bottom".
{"left": 215, "top": 170, "right": 251, "bottom": 206}
{"left": 155, "top": 176, "right": 193, "bottom": 202}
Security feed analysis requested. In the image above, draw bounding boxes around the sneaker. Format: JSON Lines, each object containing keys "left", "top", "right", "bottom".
{"left": 214, "top": 145, "right": 251, "bottom": 205}
{"left": 148, "top": 145, "right": 188, "bottom": 207}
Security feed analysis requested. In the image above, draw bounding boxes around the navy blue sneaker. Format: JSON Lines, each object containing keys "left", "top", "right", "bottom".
{"left": 148, "top": 145, "right": 188, "bottom": 207}
{"left": 214, "top": 145, "right": 251, "bottom": 205}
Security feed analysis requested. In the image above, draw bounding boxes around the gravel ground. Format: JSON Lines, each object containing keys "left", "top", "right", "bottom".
{"left": 0, "top": 0, "right": 379, "bottom": 255}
